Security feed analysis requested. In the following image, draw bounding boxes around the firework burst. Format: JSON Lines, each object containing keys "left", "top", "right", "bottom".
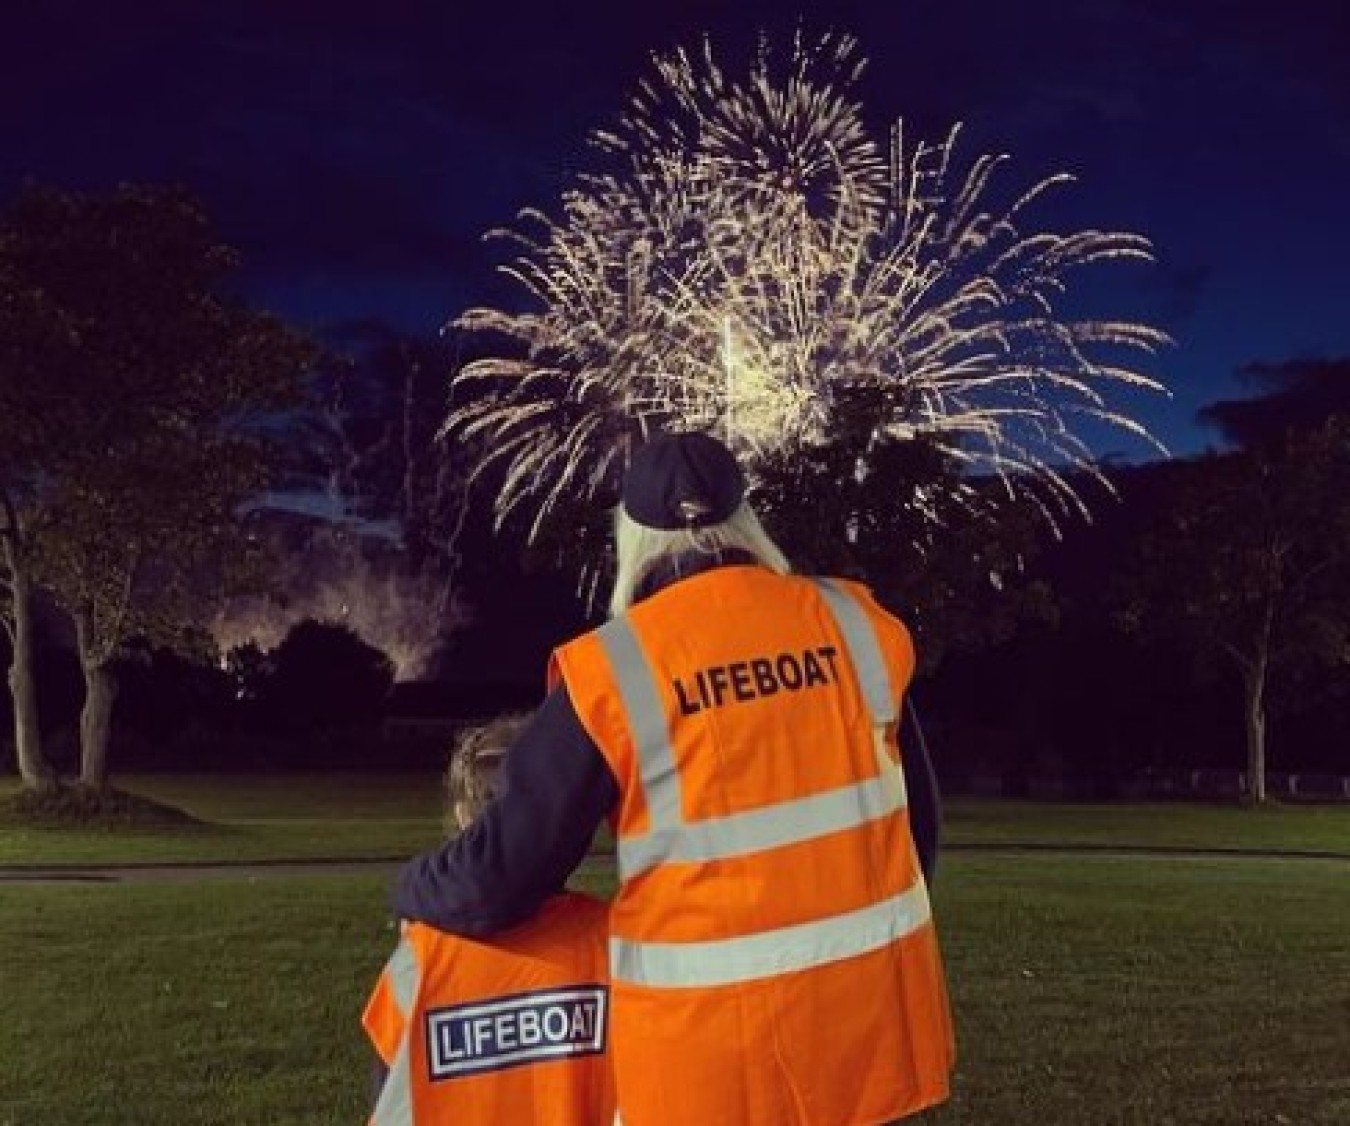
{"left": 445, "top": 32, "right": 1169, "bottom": 543}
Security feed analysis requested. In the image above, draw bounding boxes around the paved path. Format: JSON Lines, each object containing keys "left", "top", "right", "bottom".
{"left": 0, "top": 857, "right": 404, "bottom": 884}
{"left": 1, "top": 844, "right": 1346, "bottom": 885}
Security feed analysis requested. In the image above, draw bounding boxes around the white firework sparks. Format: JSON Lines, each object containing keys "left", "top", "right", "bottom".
{"left": 445, "top": 32, "right": 1169, "bottom": 542}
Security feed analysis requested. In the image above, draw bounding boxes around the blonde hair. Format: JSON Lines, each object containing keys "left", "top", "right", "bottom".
{"left": 445, "top": 711, "right": 532, "bottom": 832}
{"left": 608, "top": 500, "right": 791, "bottom": 618}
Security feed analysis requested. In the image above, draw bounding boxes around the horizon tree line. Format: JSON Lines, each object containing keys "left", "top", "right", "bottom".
{"left": 3, "top": 181, "right": 1348, "bottom": 804}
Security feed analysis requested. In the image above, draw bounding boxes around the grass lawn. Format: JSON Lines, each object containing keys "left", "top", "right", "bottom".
{"left": 2, "top": 855, "right": 1347, "bottom": 1125}
{"left": 0, "top": 773, "right": 447, "bottom": 866}
{"left": 0, "top": 874, "right": 393, "bottom": 1126}
{"left": 944, "top": 798, "right": 1350, "bottom": 855}
{"left": 927, "top": 855, "right": 1350, "bottom": 1125}
{"left": 2, "top": 772, "right": 1349, "bottom": 866}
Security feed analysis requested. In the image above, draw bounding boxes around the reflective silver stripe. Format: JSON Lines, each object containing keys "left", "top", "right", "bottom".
{"left": 387, "top": 934, "right": 419, "bottom": 1015}
{"left": 597, "top": 617, "right": 684, "bottom": 832}
{"left": 809, "top": 578, "right": 896, "bottom": 725}
{"left": 619, "top": 769, "right": 905, "bottom": 876}
{"left": 610, "top": 881, "right": 932, "bottom": 988}
{"left": 370, "top": 936, "right": 419, "bottom": 1126}
{"left": 370, "top": 1038, "right": 415, "bottom": 1126}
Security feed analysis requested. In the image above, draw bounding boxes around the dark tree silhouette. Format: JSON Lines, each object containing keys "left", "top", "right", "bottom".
{"left": 753, "top": 399, "right": 1057, "bottom": 670}
{"left": 1201, "top": 356, "right": 1350, "bottom": 446}
{"left": 1114, "top": 420, "right": 1350, "bottom": 803}
{"left": 262, "top": 620, "right": 395, "bottom": 734}
{"left": 0, "top": 184, "right": 313, "bottom": 790}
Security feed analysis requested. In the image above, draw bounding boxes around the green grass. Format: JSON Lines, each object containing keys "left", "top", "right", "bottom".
{"left": 0, "top": 773, "right": 445, "bottom": 865}
{"left": 925, "top": 856, "right": 1350, "bottom": 1124}
{"left": 5, "top": 774, "right": 1344, "bottom": 1122}
{"left": 0, "top": 876, "right": 391, "bottom": 1125}
{"left": 2, "top": 774, "right": 1348, "bottom": 867}
{"left": 944, "top": 798, "right": 1350, "bottom": 855}
{"left": 101, "top": 773, "right": 446, "bottom": 821}
{"left": 1, "top": 857, "right": 1345, "bottom": 1125}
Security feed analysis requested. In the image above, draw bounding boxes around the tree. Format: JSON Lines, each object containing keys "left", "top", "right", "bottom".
{"left": 0, "top": 192, "right": 85, "bottom": 788}
{"left": 0, "top": 488, "right": 50, "bottom": 787}
{"left": 1200, "top": 356, "right": 1350, "bottom": 447}
{"left": 481, "top": 407, "right": 1059, "bottom": 657}
{"left": 318, "top": 322, "right": 469, "bottom": 570}
{"left": 261, "top": 620, "right": 395, "bottom": 734}
{"left": 0, "top": 184, "right": 312, "bottom": 789}
{"left": 209, "top": 323, "right": 475, "bottom": 682}
{"left": 1115, "top": 421, "right": 1350, "bottom": 802}
{"left": 311, "top": 324, "right": 473, "bottom": 675}
{"left": 753, "top": 392, "right": 1057, "bottom": 670}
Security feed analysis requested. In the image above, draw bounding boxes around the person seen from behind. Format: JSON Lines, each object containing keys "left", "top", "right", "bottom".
{"left": 395, "top": 430, "right": 955, "bottom": 1125}
{"left": 363, "top": 712, "right": 615, "bottom": 1125}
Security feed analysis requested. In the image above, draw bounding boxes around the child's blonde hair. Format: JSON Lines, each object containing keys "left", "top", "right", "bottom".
{"left": 444, "top": 712, "right": 532, "bottom": 831}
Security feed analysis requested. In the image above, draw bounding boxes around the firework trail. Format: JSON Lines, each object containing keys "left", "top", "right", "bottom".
{"left": 446, "top": 31, "right": 1169, "bottom": 542}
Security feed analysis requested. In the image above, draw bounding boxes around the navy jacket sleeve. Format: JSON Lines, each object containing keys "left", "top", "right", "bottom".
{"left": 392, "top": 687, "right": 619, "bottom": 935}
{"left": 900, "top": 697, "right": 942, "bottom": 884}
{"left": 370, "top": 1057, "right": 388, "bottom": 1112}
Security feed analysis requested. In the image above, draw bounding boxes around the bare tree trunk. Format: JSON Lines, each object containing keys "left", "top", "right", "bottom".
{"left": 78, "top": 660, "right": 118, "bottom": 789}
{"left": 1241, "top": 662, "right": 1268, "bottom": 805}
{"left": 4, "top": 549, "right": 52, "bottom": 789}
{"left": 73, "top": 611, "right": 119, "bottom": 790}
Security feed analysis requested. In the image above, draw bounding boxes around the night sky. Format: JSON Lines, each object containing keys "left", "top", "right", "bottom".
{"left": 6, "top": 0, "right": 1348, "bottom": 458}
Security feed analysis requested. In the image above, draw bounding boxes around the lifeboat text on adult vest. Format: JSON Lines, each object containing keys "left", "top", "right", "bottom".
{"left": 671, "top": 645, "right": 841, "bottom": 715}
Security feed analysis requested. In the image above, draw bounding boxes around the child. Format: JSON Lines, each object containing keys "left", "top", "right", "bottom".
{"left": 363, "top": 713, "right": 615, "bottom": 1125}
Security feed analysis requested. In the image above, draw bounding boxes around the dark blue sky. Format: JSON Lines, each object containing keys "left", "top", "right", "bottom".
{"left": 6, "top": 0, "right": 1348, "bottom": 457}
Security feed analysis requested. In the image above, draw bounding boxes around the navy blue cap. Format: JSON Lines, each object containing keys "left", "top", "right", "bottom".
{"left": 621, "top": 431, "right": 747, "bottom": 530}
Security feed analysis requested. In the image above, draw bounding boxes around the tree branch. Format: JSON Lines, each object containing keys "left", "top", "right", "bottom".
{"left": 0, "top": 484, "right": 21, "bottom": 545}
{"left": 1287, "top": 552, "right": 1350, "bottom": 599}
{"left": 1221, "top": 640, "right": 1254, "bottom": 676}
{"left": 95, "top": 550, "right": 142, "bottom": 667}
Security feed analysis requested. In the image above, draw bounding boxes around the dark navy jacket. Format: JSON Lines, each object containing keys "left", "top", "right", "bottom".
{"left": 393, "top": 558, "right": 942, "bottom": 935}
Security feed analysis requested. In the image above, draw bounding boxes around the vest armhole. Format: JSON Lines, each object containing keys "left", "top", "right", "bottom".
{"left": 551, "top": 635, "right": 630, "bottom": 787}
{"left": 828, "top": 577, "right": 917, "bottom": 694}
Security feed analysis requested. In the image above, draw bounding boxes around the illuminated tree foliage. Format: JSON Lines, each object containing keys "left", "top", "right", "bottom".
{"left": 212, "top": 327, "right": 473, "bottom": 682}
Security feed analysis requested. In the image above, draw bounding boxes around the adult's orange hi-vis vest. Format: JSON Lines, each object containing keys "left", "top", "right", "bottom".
{"left": 550, "top": 565, "right": 955, "bottom": 1126}
{"left": 362, "top": 892, "right": 616, "bottom": 1126}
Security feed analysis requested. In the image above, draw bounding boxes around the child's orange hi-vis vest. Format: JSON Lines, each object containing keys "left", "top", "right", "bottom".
{"left": 550, "top": 566, "right": 955, "bottom": 1126}
{"left": 363, "top": 892, "right": 615, "bottom": 1126}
